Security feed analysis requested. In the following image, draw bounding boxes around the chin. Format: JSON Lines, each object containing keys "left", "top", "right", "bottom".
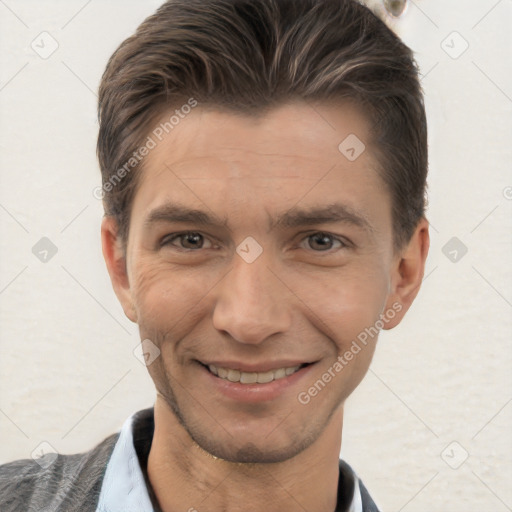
{"left": 156, "top": 366, "right": 338, "bottom": 464}
{"left": 192, "top": 434, "right": 316, "bottom": 464}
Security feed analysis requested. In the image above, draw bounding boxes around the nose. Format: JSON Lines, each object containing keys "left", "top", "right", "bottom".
{"left": 212, "top": 253, "right": 292, "bottom": 345}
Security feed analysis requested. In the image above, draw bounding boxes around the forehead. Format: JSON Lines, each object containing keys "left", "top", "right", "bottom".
{"left": 131, "top": 100, "right": 387, "bottom": 228}
{"left": 142, "top": 100, "right": 374, "bottom": 178}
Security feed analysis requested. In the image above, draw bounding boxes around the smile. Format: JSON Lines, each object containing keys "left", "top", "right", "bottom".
{"left": 207, "top": 364, "right": 305, "bottom": 384}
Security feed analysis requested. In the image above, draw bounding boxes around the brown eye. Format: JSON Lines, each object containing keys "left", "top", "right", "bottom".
{"left": 180, "top": 233, "right": 204, "bottom": 249}
{"left": 302, "top": 232, "right": 346, "bottom": 252}
{"left": 161, "top": 232, "right": 212, "bottom": 250}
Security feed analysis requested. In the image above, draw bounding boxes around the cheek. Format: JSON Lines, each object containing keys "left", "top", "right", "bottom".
{"left": 131, "top": 262, "right": 211, "bottom": 335}
{"left": 297, "top": 263, "right": 390, "bottom": 349}
{"left": 298, "top": 268, "right": 389, "bottom": 402}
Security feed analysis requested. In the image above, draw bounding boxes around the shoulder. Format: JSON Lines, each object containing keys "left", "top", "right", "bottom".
{"left": 0, "top": 432, "right": 119, "bottom": 512}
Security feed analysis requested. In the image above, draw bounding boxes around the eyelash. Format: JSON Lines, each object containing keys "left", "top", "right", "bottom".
{"left": 159, "top": 231, "right": 350, "bottom": 253}
{"left": 160, "top": 232, "right": 216, "bottom": 251}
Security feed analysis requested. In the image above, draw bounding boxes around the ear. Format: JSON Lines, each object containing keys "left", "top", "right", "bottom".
{"left": 382, "top": 217, "right": 430, "bottom": 329}
{"left": 101, "top": 216, "right": 137, "bottom": 323}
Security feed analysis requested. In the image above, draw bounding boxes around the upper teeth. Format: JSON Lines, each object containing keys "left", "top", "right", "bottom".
{"left": 208, "top": 364, "right": 301, "bottom": 384}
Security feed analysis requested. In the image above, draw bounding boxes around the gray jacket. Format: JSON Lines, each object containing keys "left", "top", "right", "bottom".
{"left": 0, "top": 432, "right": 117, "bottom": 512}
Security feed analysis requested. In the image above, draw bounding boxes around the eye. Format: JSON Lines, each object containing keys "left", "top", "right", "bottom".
{"left": 160, "top": 232, "right": 213, "bottom": 250}
{"left": 300, "top": 232, "right": 348, "bottom": 252}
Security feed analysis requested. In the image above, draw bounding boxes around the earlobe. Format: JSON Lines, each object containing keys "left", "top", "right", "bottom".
{"left": 383, "top": 218, "right": 430, "bottom": 330}
{"left": 101, "top": 216, "right": 137, "bottom": 323}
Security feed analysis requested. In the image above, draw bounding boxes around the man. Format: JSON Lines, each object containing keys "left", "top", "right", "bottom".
{"left": 0, "top": 0, "right": 429, "bottom": 510}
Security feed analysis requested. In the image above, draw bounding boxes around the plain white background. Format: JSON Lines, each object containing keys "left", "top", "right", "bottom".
{"left": 0, "top": 1, "right": 511, "bottom": 510}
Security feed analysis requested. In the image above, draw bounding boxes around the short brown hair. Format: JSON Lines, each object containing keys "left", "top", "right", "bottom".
{"left": 97, "top": 0, "right": 427, "bottom": 252}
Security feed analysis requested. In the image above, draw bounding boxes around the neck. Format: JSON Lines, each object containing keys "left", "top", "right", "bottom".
{"left": 147, "top": 395, "right": 344, "bottom": 512}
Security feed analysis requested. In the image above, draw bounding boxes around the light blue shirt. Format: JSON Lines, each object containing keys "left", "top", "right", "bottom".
{"left": 96, "top": 412, "right": 154, "bottom": 512}
{"left": 96, "top": 410, "right": 364, "bottom": 512}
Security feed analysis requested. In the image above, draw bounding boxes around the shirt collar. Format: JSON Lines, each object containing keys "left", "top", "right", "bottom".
{"left": 96, "top": 412, "right": 154, "bottom": 512}
{"left": 350, "top": 475, "right": 363, "bottom": 512}
{"left": 97, "top": 409, "right": 363, "bottom": 512}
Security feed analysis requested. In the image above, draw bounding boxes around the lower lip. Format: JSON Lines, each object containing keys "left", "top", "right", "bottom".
{"left": 198, "top": 362, "right": 315, "bottom": 403}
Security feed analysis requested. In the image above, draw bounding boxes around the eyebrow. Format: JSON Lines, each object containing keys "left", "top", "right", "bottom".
{"left": 143, "top": 202, "right": 375, "bottom": 235}
{"left": 144, "top": 204, "right": 228, "bottom": 229}
{"left": 270, "top": 203, "right": 375, "bottom": 235}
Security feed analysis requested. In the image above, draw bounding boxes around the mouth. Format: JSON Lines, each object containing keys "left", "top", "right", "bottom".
{"left": 202, "top": 362, "right": 310, "bottom": 385}
{"left": 195, "top": 359, "right": 317, "bottom": 403}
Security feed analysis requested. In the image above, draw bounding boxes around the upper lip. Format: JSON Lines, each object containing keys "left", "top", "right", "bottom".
{"left": 199, "top": 360, "right": 314, "bottom": 373}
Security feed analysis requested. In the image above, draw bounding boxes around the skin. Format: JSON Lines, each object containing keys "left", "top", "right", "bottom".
{"left": 102, "top": 100, "right": 429, "bottom": 512}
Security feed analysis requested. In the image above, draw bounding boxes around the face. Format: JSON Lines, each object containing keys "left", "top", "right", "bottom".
{"left": 103, "top": 100, "right": 427, "bottom": 464}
